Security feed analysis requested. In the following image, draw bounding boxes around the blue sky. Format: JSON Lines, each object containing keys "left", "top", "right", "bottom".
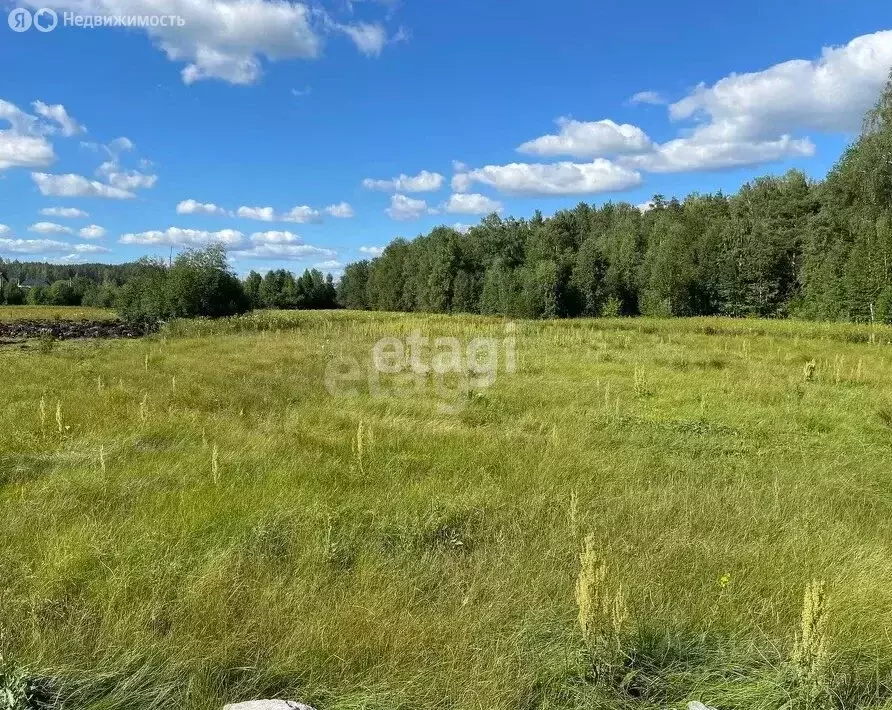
{"left": 1, "top": 0, "right": 891, "bottom": 275}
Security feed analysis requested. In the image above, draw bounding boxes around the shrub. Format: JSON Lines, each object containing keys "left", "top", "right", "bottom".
{"left": 166, "top": 245, "right": 250, "bottom": 319}
{"left": 81, "top": 282, "right": 119, "bottom": 309}
{"left": 1, "top": 283, "right": 25, "bottom": 305}
{"left": 600, "top": 296, "right": 623, "bottom": 318}
{"left": 25, "top": 286, "right": 47, "bottom": 306}
{"left": 117, "top": 246, "right": 249, "bottom": 324}
{"left": 45, "top": 280, "right": 79, "bottom": 306}
{"left": 116, "top": 257, "right": 169, "bottom": 324}
{"left": 35, "top": 333, "right": 55, "bottom": 354}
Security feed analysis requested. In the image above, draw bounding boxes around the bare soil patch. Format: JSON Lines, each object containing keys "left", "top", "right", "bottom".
{"left": 0, "top": 319, "right": 149, "bottom": 343}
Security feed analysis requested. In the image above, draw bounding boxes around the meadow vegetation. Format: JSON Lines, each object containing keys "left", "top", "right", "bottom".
{"left": 1, "top": 308, "right": 891, "bottom": 710}
{"left": 0, "top": 306, "right": 116, "bottom": 322}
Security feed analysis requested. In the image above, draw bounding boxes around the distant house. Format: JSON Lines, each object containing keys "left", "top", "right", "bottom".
{"left": 17, "top": 278, "right": 50, "bottom": 289}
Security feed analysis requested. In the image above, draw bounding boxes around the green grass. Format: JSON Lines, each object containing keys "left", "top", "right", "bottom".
{"left": 1, "top": 310, "right": 891, "bottom": 710}
{"left": 0, "top": 305, "right": 117, "bottom": 321}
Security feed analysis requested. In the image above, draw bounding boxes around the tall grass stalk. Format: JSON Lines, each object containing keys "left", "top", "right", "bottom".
{"left": 575, "top": 534, "right": 629, "bottom": 681}
{"left": 791, "top": 580, "right": 831, "bottom": 710}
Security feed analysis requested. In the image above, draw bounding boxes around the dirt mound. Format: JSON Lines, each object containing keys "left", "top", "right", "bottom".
{"left": 0, "top": 320, "right": 149, "bottom": 342}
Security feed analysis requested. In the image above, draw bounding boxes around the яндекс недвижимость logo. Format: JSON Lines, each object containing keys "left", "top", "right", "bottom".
{"left": 8, "top": 7, "right": 59, "bottom": 31}
{"left": 7, "top": 7, "right": 184, "bottom": 30}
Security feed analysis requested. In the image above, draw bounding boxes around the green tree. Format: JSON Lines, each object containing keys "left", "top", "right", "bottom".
{"left": 2, "top": 282, "right": 25, "bottom": 305}
{"left": 116, "top": 258, "right": 169, "bottom": 323}
{"left": 117, "top": 246, "right": 248, "bottom": 323}
{"left": 244, "top": 271, "right": 263, "bottom": 308}
{"left": 367, "top": 239, "right": 410, "bottom": 311}
{"left": 26, "top": 286, "right": 47, "bottom": 305}
{"left": 338, "top": 261, "right": 371, "bottom": 310}
{"left": 451, "top": 269, "right": 480, "bottom": 313}
{"left": 602, "top": 211, "right": 643, "bottom": 315}
{"left": 480, "top": 261, "right": 523, "bottom": 316}
{"left": 640, "top": 219, "right": 697, "bottom": 316}
{"left": 165, "top": 245, "right": 249, "bottom": 318}
{"left": 572, "top": 234, "right": 607, "bottom": 316}
{"left": 45, "top": 280, "right": 80, "bottom": 306}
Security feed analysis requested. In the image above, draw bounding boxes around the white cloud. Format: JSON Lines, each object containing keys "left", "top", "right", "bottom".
{"left": 72, "top": 243, "right": 111, "bottom": 254}
{"left": 619, "top": 29, "right": 892, "bottom": 173}
{"left": 119, "top": 227, "right": 244, "bottom": 246}
{"left": 314, "top": 259, "right": 343, "bottom": 269}
{"left": 237, "top": 205, "right": 277, "bottom": 221}
{"left": 441, "top": 192, "right": 502, "bottom": 215}
{"left": 232, "top": 243, "right": 336, "bottom": 260}
{"left": 32, "top": 172, "right": 135, "bottom": 199}
{"left": 79, "top": 224, "right": 107, "bottom": 239}
{"left": 249, "top": 230, "right": 302, "bottom": 244}
{"left": 0, "top": 225, "right": 9, "bottom": 237}
{"left": 51, "top": 254, "right": 89, "bottom": 265}
{"left": 636, "top": 201, "right": 654, "bottom": 213}
{"left": 28, "top": 221, "right": 73, "bottom": 235}
{"left": 629, "top": 91, "right": 665, "bottom": 105}
{"left": 0, "top": 100, "right": 56, "bottom": 169}
{"left": 40, "top": 206, "right": 89, "bottom": 218}
{"left": 76, "top": 139, "right": 156, "bottom": 191}
{"left": 0, "top": 238, "right": 66, "bottom": 254}
{"left": 0, "top": 237, "right": 109, "bottom": 255}
{"left": 359, "top": 245, "right": 384, "bottom": 256}
{"left": 452, "top": 159, "right": 642, "bottom": 196}
{"left": 0, "top": 132, "right": 55, "bottom": 170}
{"left": 622, "top": 134, "right": 816, "bottom": 173}
{"left": 97, "top": 159, "right": 157, "bottom": 190}
{"left": 325, "top": 201, "right": 355, "bottom": 218}
{"left": 670, "top": 30, "right": 892, "bottom": 139}
{"left": 325, "top": 14, "right": 406, "bottom": 56}
{"left": 504, "top": 31, "right": 892, "bottom": 177}
{"left": 363, "top": 169, "right": 444, "bottom": 192}
{"left": 83, "top": 136, "right": 135, "bottom": 157}
{"left": 336, "top": 21, "right": 387, "bottom": 56}
{"left": 0, "top": 99, "right": 41, "bottom": 135}
{"left": 283, "top": 205, "right": 322, "bottom": 223}
{"left": 237, "top": 204, "right": 322, "bottom": 223}
{"left": 177, "top": 198, "right": 231, "bottom": 216}
{"left": 452, "top": 223, "right": 473, "bottom": 234}
{"left": 111, "top": 226, "right": 331, "bottom": 260}
{"left": 518, "top": 118, "right": 653, "bottom": 158}
{"left": 385, "top": 193, "right": 429, "bottom": 220}
{"left": 108, "top": 136, "right": 135, "bottom": 153}
{"left": 0, "top": 99, "right": 81, "bottom": 168}
{"left": 31, "top": 101, "right": 85, "bottom": 136}
{"left": 0, "top": 100, "right": 88, "bottom": 171}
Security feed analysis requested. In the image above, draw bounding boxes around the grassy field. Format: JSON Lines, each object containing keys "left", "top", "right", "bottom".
{"left": 0, "top": 305, "right": 117, "bottom": 321}
{"left": 1, "top": 308, "right": 891, "bottom": 710}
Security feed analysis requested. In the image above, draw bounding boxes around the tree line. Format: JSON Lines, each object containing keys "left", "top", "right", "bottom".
{"left": 116, "top": 251, "right": 337, "bottom": 322}
{"left": 0, "top": 250, "right": 338, "bottom": 319}
{"left": 336, "top": 74, "right": 892, "bottom": 322}
{"left": 0, "top": 260, "right": 141, "bottom": 307}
